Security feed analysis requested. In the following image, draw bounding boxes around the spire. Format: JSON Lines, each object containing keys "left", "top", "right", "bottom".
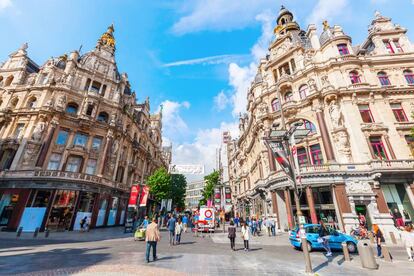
{"left": 97, "top": 24, "right": 116, "bottom": 51}
{"left": 274, "top": 6, "right": 300, "bottom": 36}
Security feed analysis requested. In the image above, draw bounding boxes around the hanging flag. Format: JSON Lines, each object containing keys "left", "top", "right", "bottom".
{"left": 128, "top": 185, "right": 140, "bottom": 206}
{"left": 139, "top": 185, "right": 150, "bottom": 207}
{"left": 266, "top": 139, "right": 291, "bottom": 173}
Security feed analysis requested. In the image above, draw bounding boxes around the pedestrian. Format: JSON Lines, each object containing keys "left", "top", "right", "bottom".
{"left": 167, "top": 214, "right": 176, "bottom": 246}
{"left": 393, "top": 208, "right": 404, "bottom": 227}
{"left": 80, "top": 216, "right": 87, "bottom": 232}
{"left": 228, "top": 220, "right": 237, "bottom": 251}
{"left": 400, "top": 225, "right": 414, "bottom": 261}
{"left": 145, "top": 217, "right": 160, "bottom": 263}
{"left": 403, "top": 210, "right": 412, "bottom": 226}
{"left": 241, "top": 222, "right": 250, "bottom": 251}
{"left": 270, "top": 216, "right": 276, "bottom": 236}
{"left": 372, "top": 224, "right": 385, "bottom": 258}
{"left": 182, "top": 214, "right": 188, "bottom": 233}
{"left": 258, "top": 217, "right": 263, "bottom": 232}
{"left": 358, "top": 213, "right": 366, "bottom": 228}
{"left": 252, "top": 218, "right": 257, "bottom": 236}
{"left": 141, "top": 215, "right": 149, "bottom": 229}
{"left": 318, "top": 220, "right": 332, "bottom": 257}
{"left": 234, "top": 216, "right": 239, "bottom": 227}
{"left": 175, "top": 218, "right": 183, "bottom": 244}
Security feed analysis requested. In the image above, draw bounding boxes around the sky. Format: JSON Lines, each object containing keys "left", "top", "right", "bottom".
{"left": 1, "top": 0, "right": 414, "bottom": 182}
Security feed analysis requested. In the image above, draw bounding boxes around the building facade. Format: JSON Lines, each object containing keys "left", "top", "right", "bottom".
{"left": 0, "top": 25, "right": 168, "bottom": 231}
{"left": 185, "top": 180, "right": 206, "bottom": 210}
{"left": 227, "top": 7, "right": 414, "bottom": 239}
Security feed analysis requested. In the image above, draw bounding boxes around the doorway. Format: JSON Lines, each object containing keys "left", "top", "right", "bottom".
{"left": 355, "top": 204, "right": 372, "bottom": 230}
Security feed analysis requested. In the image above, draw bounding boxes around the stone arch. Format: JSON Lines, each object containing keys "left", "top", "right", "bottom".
{"left": 26, "top": 96, "right": 37, "bottom": 109}
{"left": 5, "top": 75, "right": 14, "bottom": 86}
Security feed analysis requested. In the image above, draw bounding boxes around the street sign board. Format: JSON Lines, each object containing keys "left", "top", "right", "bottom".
{"left": 298, "top": 215, "right": 306, "bottom": 224}
{"left": 169, "top": 164, "right": 204, "bottom": 175}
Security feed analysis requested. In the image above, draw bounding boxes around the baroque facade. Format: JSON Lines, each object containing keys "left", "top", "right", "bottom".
{"left": 227, "top": 7, "right": 414, "bottom": 239}
{"left": 0, "top": 25, "right": 168, "bottom": 231}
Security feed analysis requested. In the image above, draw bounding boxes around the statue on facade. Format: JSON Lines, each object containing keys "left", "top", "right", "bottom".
{"left": 31, "top": 121, "right": 46, "bottom": 141}
{"left": 329, "top": 100, "right": 342, "bottom": 128}
{"left": 110, "top": 113, "right": 117, "bottom": 126}
{"left": 55, "top": 95, "right": 66, "bottom": 111}
{"left": 21, "top": 143, "right": 40, "bottom": 166}
{"left": 335, "top": 131, "right": 352, "bottom": 162}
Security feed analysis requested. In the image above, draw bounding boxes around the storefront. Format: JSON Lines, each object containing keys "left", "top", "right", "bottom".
{"left": 73, "top": 192, "right": 96, "bottom": 231}
{"left": 46, "top": 190, "right": 78, "bottom": 231}
{"left": 382, "top": 183, "right": 414, "bottom": 224}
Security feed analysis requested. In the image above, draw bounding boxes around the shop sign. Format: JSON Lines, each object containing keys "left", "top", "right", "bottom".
{"left": 224, "top": 187, "right": 231, "bottom": 205}
{"left": 168, "top": 164, "right": 204, "bottom": 175}
{"left": 320, "top": 204, "right": 335, "bottom": 210}
{"left": 128, "top": 185, "right": 140, "bottom": 206}
{"left": 139, "top": 185, "right": 150, "bottom": 207}
{"left": 214, "top": 187, "right": 221, "bottom": 208}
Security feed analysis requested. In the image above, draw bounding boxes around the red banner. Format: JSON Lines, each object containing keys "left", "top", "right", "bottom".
{"left": 128, "top": 185, "right": 140, "bottom": 206}
{"left": 139, "top": 185, "right": 150, "bottom": 207}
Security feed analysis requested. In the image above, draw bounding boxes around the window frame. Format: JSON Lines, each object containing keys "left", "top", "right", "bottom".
{"left": 358, "top": 104, "right": 375, "bottom": 123}
{"left": 299, "top": 85, "right": 309, "bottom": 99}
{"left": 56, "top": 129, "right": 69, "bottom": 145}
{"left": 390, "top": 103, "right": 408, "bottom": 122}
{"left": 310, "top": 144, "right": 323, "bottom": 165}
{"left": 47, "top": 153, "right": 62, "bottom": 170}
{"left": 271, "top": 98, "right": 281, "bottom": 112}
{"left": 383, "top": 40, "right": 395, "bottom": 54}
{"left": 65, "top": 103, "right": 79, "bottom": 115}
{"left": 349, "top": 71, "right": 361, "bottom": 84}
{"left": 337, "top": 44, "right": 350, "bottom": 56}
{"left": 377, "top": 72, "right": 391, "bottom": 86}
{"left": 403, "top": 70, "right": 414, "bottom": 85}
{"left": 73, "top": 132, "right": 89, "bottom": 148}
{"left": 369, "top": 136, "right": 389, "bottom": 160}
{"left": 284, "top": 91, "right": 293, "bottom": 102}
{"left": 65, "top": 155, "right": 83, "bottom": 173}
{"left": 85, "top": 159, "right": 97, "bottom": 175}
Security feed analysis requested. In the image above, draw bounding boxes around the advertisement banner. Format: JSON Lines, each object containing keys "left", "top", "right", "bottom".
{"left": 224, "top": 187, "right": 232, "bottom": 205}
{"left": 168, "top": 164, "right": 204, "bottom": 175}
{"left": 128, "top": 185, "right": 140, "bottom": 206}
{"left": 166, "top": 199, "right": 172, "bottom": 212}
{"left": 139, "top": 185, "right": 150, "bottom": 207}
{"left": 214, "top": 187, "right": 221, "bottom": 209}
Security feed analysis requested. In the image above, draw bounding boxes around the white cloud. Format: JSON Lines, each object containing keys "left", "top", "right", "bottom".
{"left": 0, "top": 0, "right": 12, "bottom": 10}
{"left": 214, "top": 90, "right": 230, "bottom": 111}
{"left": 307, "top": 0, "right": 348, "bottom": 25}
{"left": 159, "top": 100, "right": 191, "bottom": 142}
{"left": 163, "top": 54, "right": 248, "bottom": 67}
{"left": 172, "top": 0, "right": 275, "bottom": 35}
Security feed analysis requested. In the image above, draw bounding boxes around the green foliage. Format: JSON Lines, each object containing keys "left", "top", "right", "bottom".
{"left": 147, "top": 167, "right": 171, "bottom": 201}
{"left": 171, "top": 174, "right": 187, "bottom": 209}
{"left": 199, "top": 170, "right": 220, "bottom": 206}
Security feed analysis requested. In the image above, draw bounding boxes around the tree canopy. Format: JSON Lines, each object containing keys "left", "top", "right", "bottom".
{"left": 199, "top": 170, "right": 220, "bottom": 206}
{"left": 171, "top": 174, "right": 187, "bottom": 209}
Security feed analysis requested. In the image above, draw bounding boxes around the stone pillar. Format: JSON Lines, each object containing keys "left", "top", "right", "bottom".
{"left": 372, "top": 187, "right": 389, "bottom": 213}
{"left": 271, "top": 191, "right": 281, "bottom": 230}
{"left": 284, "top": 188, "right": 294, "bottom": 229}
{"left": 383, "top": 135, "right": 396, "bottom": 160}
{"left": 90, "top": 193, "right": 101, "bottom": 229}
{"left": 333, "top": 184, "right": 355, "bottom": 233}
{"left": 99, "top": 131, "right": 113, "bottom": 176}
{"left": 305, "top": 186, "right": 318, "bottom": 224}
{"left": 316, "top": 109, "right": 335, "bottom": 161}
{"left": 36, "top": 118, "right": 58, "bottom": 167}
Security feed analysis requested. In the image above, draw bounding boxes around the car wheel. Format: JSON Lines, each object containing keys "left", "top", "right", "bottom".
{"left": 347, "top": 242, "right": 357, "bottom": 253}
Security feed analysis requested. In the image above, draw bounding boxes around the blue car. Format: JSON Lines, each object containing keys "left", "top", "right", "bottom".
{"left": 289, "top": 224, "right": 358, "bottom": 253}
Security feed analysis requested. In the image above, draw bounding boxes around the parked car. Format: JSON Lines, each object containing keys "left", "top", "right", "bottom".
{"left": 289, "top": 224, "right": 358, "bottom": 253}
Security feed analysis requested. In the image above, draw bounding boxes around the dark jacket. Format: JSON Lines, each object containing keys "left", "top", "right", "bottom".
{"left": 228, "top": 225, "right": 236, "bottom": 238}
{"left": 319, "top": 225, "right": 330, "bottom": 237}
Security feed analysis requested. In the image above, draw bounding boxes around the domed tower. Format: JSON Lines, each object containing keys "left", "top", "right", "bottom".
{"left": 274, "top": 5, "right": 300, "bottom": 36}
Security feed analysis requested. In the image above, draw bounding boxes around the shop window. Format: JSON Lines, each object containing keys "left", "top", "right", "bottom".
{"left": 90, "top": 81, "right": 101, "bottom": 94}
{"left": 310, "top": 144, "right": 323, "bottom": 165}
{"left": 0, "top": 149, "right": 17, "bottom": 170}
{"left": 84, "top": 78, "right": 91, "bottom": 91}
{"left": 405, "top": 135, "right": 414, "bottom": 157}
{"left": 383, "top": 40, "right": 394, "bottom": 54}
{"left": 65, "top": 103, "right": 78, "bottom": 115}
{"left": 337, "top": 44, "right": 350, "bottom": 55}
{"left": 297, "top": 147, "right": 309, "bottom": 167}
{"left": 284, "top": 91, "right": 293, "bottom": 102}
{"left": 78, "top": 192, "right": 95, "bottom": 213}
{"left": 46, "top": 190, "right": 77, "bottom": 231}
{"left": 56, "top": 129, "right": 69, "bottom": 145}
{"left": 47, "top": 153, "right": 62, "bottom": 170}
{"left": 299, "top": 85, "right": 309, "bottom": 99}
{"left": 28, "top": 190, "right": 52, "bottom": 207}
{"left": 369, "top": 136, "right": 388, "bottom": 160}
{"left": 390, "top": 103, "right": 408, "bottom": 122}
{"left": 65, "top": 155, "right": 83, "bottom": 172}
{"left": 378, "top": 71, "right": 391, "bottom": 86}
{"left": 97, "top": 112, "right": 109, "bottom": 123}
{"left": 85, "top": 159, "right": 97, "bottom": 175}
{"left": 403, "top": 70, "right": 414, "bottom": 85}
{"left": 349, "top": 71, "right": 361, "bottom": 84}
{"left": 91, "top": 136, "right": 103, "bottom": 150}
{"left": 358, "top": 105, "right": 374, "bottom": 123}
{"left": 393, "top": 39, "right": 403, "bottom": 53}
{"left": 0, "top": 193, "right": 19, "bottom": 226}
{"left": 73, "top": 132, "right": 88, "bottom": 147}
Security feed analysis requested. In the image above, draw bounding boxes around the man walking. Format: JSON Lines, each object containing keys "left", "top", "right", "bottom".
{"left": 167, "top": 214, "right": 176, "bottom": 246}
{"left": 270, "top": 216, "right": 276, "bottom": 236}
{"left": 145, "top": 217, "right": 160, "bottom": 263}
{"left": 182, "top": 214, "right": 188, "bottom": 233}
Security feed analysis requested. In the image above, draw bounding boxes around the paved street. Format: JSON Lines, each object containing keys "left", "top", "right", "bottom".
{"left": 1, "top": 227, "right": 414, "bottom": 275}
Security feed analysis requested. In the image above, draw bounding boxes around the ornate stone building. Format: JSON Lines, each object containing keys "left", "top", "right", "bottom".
{"left": 0, "top": 25, "right": 168, "bottom": 231}
{"left": 227, "top": 7, "right": 414, "bottom": 239}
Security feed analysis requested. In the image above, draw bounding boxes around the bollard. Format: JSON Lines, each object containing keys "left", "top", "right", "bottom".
{"left": 16, "top": 227, "right": 23, "bottom": 237}
{"left": 382, "top": 245, "right": 392, "bottom": 262}
{"left": 388, "top": 232, "right": 397, "bottom": 244}
{"left": 368, "top": 232, "right": 374, "bottom": 243}
{"left": 45, "top": 229, "right": 50, "bottom": 238}
{"left": 342, "top": 242, "right": 351, "bottom": 262}
{"left": 33, "top": 227, "right": 39, "bottom": 238}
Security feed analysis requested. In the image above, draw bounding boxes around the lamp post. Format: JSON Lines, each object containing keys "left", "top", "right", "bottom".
{"left": 264, "top": 122, "right": 313, "bottom": 273}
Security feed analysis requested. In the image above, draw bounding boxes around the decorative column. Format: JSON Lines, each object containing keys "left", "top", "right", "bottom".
{"left": 36, "top": 117, "right": 58, "bottom": 167}
{"left": 99, "top": 130, "right": 113, "bottom": 176}
{"left": 271, "top": 191, "right": 281, "bottom": 230}
{"left": 315, "top": 107, "right": 335, "bottom": 161}
{"left": 372, "top": 187, "right": 389, "bottom": 214}
{"left": 284, "top": 188, "right": 294, "bottom": 229}
{"left": 305, "top": 186, "right": 318, "bottom": 224}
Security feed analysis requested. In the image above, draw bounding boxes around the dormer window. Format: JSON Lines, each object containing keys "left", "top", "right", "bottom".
{"left": 377, "top": 72, "right": 391, "bottom": 86}
{"left": 349, "top": 71, "right": 361, "bottom": 84}
{"left": 393, "top": 39, "right": 403, "bottom": 53}
{"left": 337, "top": 44, "right": 349, "bottom": 56}
{"left": 383, "top": 40, "right": 394, "bottom": 54}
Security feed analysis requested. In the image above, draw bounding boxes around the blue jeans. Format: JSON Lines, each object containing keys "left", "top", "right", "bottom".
{"left": 176, "top": 233, "right": 181, "bottom": 243}
{"left": 271, "top": 225, "right": 276, "bottom": 236}
{"left": 146, "top": 241, "right": 157, "bottom": 261}
{"left": 169, "top": 230, "right": 175, "bottom": 245}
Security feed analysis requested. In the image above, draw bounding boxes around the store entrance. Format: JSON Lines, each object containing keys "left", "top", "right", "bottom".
{"left": 355, "top": 204, "right": 372, "bottom": 230}
{"left": 46, "top": 190, "right": 78, "bottom": 231}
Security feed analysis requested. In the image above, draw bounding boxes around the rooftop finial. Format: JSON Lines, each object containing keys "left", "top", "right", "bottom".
{"left": 322, "top": 20, "right": 330, "bottom": 31}
{"left": 97, "top": 24, "right": 116, "bottom": 49}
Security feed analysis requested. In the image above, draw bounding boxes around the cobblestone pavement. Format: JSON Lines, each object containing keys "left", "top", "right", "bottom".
{"left": 1, "top": 227, "right": 414, "bottom": 275}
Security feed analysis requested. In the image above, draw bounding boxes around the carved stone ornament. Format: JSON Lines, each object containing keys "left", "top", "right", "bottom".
{"left": 55, "top": 95, "right": 66, "bottom": 111}
{"left": 31, "top": 121, "right": 46, "bottom": 141}
{"left": 328, "top": 100, "right": 343, "bottom": 128}
{"left": 257, "top": 102, "right": 268, "bottom": 117}
{"left": 345, "top": 180, "right": 373, "bottom": 195}
{"left": 20, "top": 142, "right": 41, "bottom": 167}
{"left": 333, "top": 129, "right": 352, "bottom": 162}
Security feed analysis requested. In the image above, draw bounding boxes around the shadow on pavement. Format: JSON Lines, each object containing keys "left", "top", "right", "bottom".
{"left": 155, "top": 255, "right": 183, "bottom": 261}
{"left": 177, "top": 241, "right": 195, "bottom": 245}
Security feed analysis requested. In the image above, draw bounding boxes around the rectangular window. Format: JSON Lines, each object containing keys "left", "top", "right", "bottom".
{"left": 73, "top": 133, "right": 88, "bottom": 147}
{"left": 14, "top": 123, "right": 25, "bottom": 138}
{"left": 56, "top": 129, "right": 69, "bottom": 145}
{"left": 378, "top": 75, "right": 391, "bottom": 86}
{"left": 310, "top": 144, "right": 323, "bottom": 165}
{"left": 85, "top": 159, "right": 97, "bottom": 175}
{"left": 337, "top": 44, "right": 350, "bottom": 55}
{"left": 390, "top": 103, "right": 408, "bottom": 122}
{"left": 297, "top": 147, "right": 309, "bottom": 167}
{"left": 47, "top": 153, "right": 62, "bottom": 170}
{"left": 358, "top": 105, "right": 374, "bottom": 123}
{"left": 369, "top": 137, "right": 388, "bottom": 160}
{"left": 84, "top": 78, "right": 91, "bottom": 91}
{"left": 90, "top": 81, "right": 101, "bottom": 94}
{"left": 65, "top": 155, "right": 83, "bottom": 172}
{"left": 383, "top": 41, "right": 394, "bottom": 54}
{"left": 393, "top": 40, "right": 403, "bottom": 53}
{"left": 86, "top": 105, "right": 94, "bottom": 116}
{"left": 91, "top": 136, "right": 103, "bottom": 150}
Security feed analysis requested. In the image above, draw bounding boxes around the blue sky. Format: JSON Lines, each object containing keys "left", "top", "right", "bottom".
{"left": 1, "top": 0, "right": 414, "bottom": 181}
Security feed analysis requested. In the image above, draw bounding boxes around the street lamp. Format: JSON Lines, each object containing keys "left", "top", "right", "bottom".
{"left": 263, "top": 121, "right": 313, "bottom": 273}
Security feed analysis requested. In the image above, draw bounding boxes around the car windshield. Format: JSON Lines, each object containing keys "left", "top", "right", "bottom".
{"left": 306, "top": 225, "right": 320, "bottom": 234}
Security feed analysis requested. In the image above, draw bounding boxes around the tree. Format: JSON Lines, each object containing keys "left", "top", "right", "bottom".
{"left": 199, "top": 170, "right": 220, "bottom": 206}
{"left": 171, "top": 174, "right": 187, "bottom": 209}
{"left": 147, "top": 167, "right": 171, "bottom": 201}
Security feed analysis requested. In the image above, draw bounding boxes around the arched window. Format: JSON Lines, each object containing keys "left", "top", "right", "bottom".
{"left": 0, "top": 76, "right": 3, "bottom": 86}
{"left": 65, "top": 103, "right": 78, "bottom": 115}
{"left": 10, "top": 97, "right": 19, "bottom": 108}
{"left": 97, "top": 112, "right": 109, "bottom": 123}
{"left": 377, "top": 71, "right": 391, "bottom": 86}
{"left": 349, "top": 71, "right": 361, "bottom": 84}
{"left": 303, "top": 119, "right": 317, "bottom": 134}
{"left": 284, "top": 91, "right": 293, "bottom": 102}
{"left": 271, "top": 98, "right": 281, "bottom": 111}
{"left": 5, "top": 75, "right": 14, "bottom": 86}
{"left": 27, "top": 97, "right": 37, "bottom": 109}
{"left": 403, "top": 70, "right": 414, "bottom": 85}
{"left": 299, "top": 85, "right": 309, "bottom": 99}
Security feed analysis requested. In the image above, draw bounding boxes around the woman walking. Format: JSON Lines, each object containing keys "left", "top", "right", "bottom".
{"left": 372, "top": 224, "right": 385, "bottom": 258}
{"left": 228, "top": 220, "right": 237, "bottom": 251}
{"left": 175, "top": 217, "right": 183, "bottom": 244}
{"left": 241, "top": 222, "right": 250, "bottom": 251}
{"left": 318, "top": 220, "right": 332, "bottom": 257}
{"left": 401, "top": 225, "right": 414, "bottom": 261}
